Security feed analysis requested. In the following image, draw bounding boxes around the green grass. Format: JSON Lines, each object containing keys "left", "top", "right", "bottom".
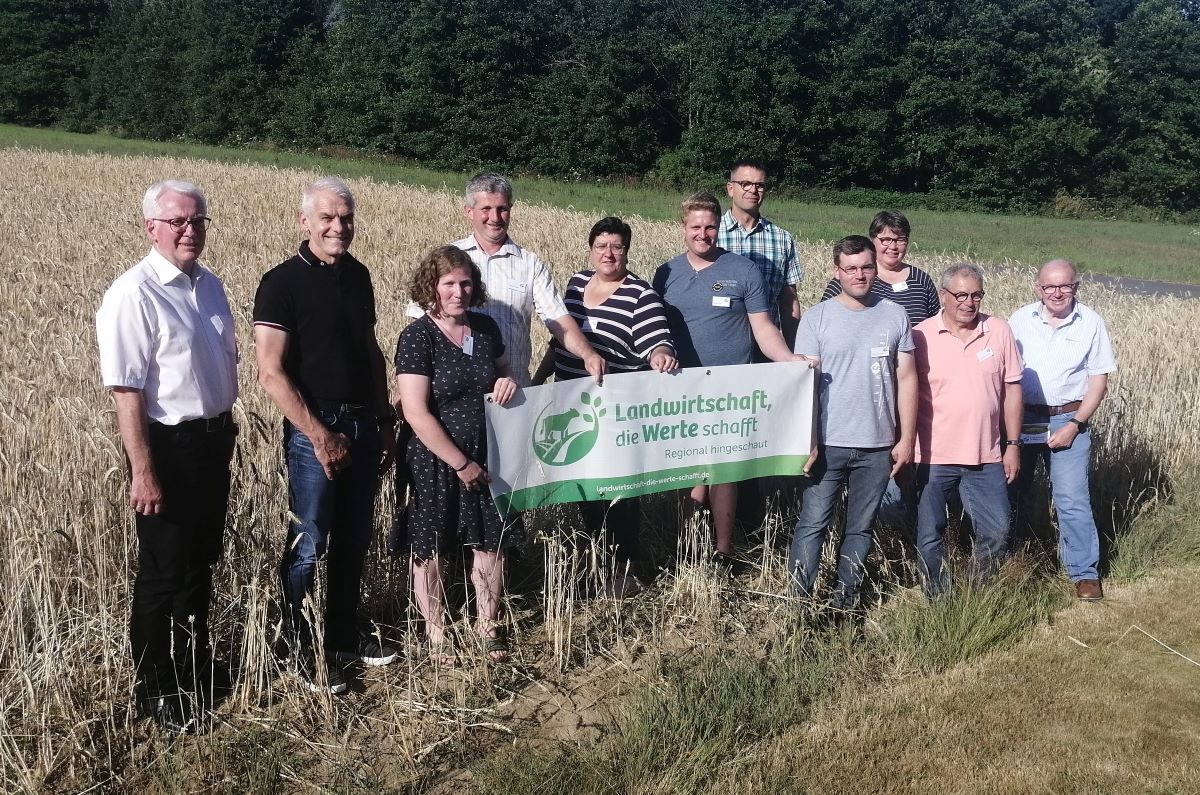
{"left": 5, "top": 124, "right": 1199, "bottom": 284}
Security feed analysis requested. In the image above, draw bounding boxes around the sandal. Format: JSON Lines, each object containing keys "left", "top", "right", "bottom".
{"left": 482, "top": 634, "right": 510, "bottom": 663}
{"left": 426, "top": 634, "right": 459, "bottom": 667}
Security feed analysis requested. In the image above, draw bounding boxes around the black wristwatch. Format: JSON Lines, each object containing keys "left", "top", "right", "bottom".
{"left": 1069, "top": 417, "right": 1089, "bottom": 432}
{"left": 1005, "top": 439, "right": 1024, "bottom": 448}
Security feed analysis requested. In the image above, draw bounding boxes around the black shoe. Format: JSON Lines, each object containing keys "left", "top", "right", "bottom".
{"left": 335, "top": 631, "right": 399, "bottom": 667}
{"left": 139, "top": 692, "right": 196, "bottom": 735}
{"left": 293, "top": 651, "right": 348, "bottom": 695}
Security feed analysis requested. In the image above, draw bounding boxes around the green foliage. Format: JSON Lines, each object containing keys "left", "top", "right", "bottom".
{"left": 4, "top": 0, "right": 1200, "bottom": 211}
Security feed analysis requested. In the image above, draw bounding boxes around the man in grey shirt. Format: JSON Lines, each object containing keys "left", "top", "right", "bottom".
{"left": 789, "top": 235, "right": 917, "bottom": 615}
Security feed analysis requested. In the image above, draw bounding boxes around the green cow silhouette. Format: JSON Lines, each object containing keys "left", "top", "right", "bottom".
{"left": 539, "top": 408, "right": 582, "bottom": 447}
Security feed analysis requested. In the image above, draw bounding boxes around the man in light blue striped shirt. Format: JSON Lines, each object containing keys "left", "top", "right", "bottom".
{"left": 718, "top": 159, "right": 803, "bottom": 350}
{"left": 1009, "top": 259, "right": 1117, "bottom": 601}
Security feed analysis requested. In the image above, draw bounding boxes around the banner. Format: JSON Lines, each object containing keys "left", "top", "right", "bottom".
{"left": 485, "top": 362, "right": 815, "bottom": 514}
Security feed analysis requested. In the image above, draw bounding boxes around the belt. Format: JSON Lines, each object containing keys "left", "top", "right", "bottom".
{"left": 155, "top": 411, "right": 235, "bottom": 433}
{"left": 1024, "top": 401, "right": 1081, "bottom": 417}
{"left": 313, "top": 400, "right": 373, "bottom": 418}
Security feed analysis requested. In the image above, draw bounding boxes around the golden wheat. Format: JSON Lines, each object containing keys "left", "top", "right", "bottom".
{"left": 1, "top": 148, "right": 1197, "bottom": 791}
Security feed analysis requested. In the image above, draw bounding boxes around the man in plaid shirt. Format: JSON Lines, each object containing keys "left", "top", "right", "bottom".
{"left": 717, "top": 159, "right": 803, "bottom": 352}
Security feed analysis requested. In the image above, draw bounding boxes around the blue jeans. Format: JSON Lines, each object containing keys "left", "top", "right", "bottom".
{"left": 789, "top": 446, "right": 892, "bottom": 610}
{"left": 1012, "top": 412, "right": 1100, "bottom": 582}
{"left": 915, "top": 463, "right": 1010, "bottom": 595}
{"left": 280, "top": 407, "right": 381, "bottom": 653}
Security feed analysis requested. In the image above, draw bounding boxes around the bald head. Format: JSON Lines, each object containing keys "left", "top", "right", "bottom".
{"left": 1036, "top": 258, "right": 1080, "bottom": 319}
{"left": 1039, "top": 258, "right": 1078, "bottom": 283}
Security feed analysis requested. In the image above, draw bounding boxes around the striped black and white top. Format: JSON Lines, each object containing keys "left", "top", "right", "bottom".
{"left": 551, "top": 270, "right": 675, "bottom": 381}
{"left": 822, "top": 264, "right": 941, "bottom": 327}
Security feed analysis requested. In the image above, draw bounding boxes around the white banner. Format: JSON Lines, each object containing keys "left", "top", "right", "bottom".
{"left": 484, "top": 362, "right": 815, "bottom": 513}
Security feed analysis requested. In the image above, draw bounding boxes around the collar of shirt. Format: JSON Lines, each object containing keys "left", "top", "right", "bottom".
{"left": 720, "top": 210, "right": 766, "bottom": 236}
{"left": 1036, "top": 301, "right": 1081, "bottom": 327}
{"left": 147, "top": 248, "right": 197, "bottom": 286}
{"left": 933, "top": 310, "right": 992, "bottom": 342}
{"left": 461, "top": 234, "right": 521, "bottom": 259}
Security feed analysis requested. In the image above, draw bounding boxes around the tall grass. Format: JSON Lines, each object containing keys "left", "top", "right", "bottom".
{"left": 0, "top": 147, "right": 1198, "bottom": 791}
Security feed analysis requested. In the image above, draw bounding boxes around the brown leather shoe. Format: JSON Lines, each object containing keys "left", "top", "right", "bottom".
{"left": 1075, "top": 579, "right": 1104, "bottom": 601}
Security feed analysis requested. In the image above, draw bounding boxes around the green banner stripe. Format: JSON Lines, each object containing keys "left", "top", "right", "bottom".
{"left": 494, "top": 455, "right": 808, "bottom": 514}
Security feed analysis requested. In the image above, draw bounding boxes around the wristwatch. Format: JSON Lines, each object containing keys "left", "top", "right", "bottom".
{"left": 1005, "top": 439, "right": 1024, "bottom": 448}
{"left": 1068, "top": 417, "right": 1089, "bottom": 432}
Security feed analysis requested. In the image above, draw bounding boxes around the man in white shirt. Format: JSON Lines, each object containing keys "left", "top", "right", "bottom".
{"left": 453, "top": 172, "right": 605, "bottom": 386}
{"left": 96, "top": 180, "right": 238, "bottom": 734}
{"left": 1009, "top": 259, "right": 1117, "bottom": 601}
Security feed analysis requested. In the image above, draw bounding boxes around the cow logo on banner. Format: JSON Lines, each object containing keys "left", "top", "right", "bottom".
{"left": 532, "top": 392, "right": 606, "bottom": 466}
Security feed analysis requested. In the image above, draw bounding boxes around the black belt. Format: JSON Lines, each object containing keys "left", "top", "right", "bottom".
{"left": 154, "top": 411, "right": 235, "bottom": 433}
{"left": 1024, "top": 401, "right": 1081, "bottom": 417}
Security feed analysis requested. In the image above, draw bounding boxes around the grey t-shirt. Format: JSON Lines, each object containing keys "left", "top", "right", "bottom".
{"left": 652, "top": 251, "right": 769, "bottom": 367}
{"left": 795, "top": 296, "right": 914, "bottom": 448}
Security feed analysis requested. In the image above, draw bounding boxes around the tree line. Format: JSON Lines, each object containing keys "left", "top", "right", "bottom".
{"left": 3, "top": 0, "right": 1199, "bottom": 214}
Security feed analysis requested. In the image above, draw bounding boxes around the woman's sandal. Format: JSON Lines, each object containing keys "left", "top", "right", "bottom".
{"left": 427, "top": 636, "right": 459, "bottom": 667}
{"left": 482, "top": 634, "right": 510, "bottom": 663}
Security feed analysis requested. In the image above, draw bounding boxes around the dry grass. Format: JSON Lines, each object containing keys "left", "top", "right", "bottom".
{"left": 1, "top": 148, "right": 1199, "bottom": 792}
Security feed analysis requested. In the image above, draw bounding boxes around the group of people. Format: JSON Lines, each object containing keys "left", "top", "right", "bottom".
{"left": 97, "top": 162, "right": 1115, "bottom": 736}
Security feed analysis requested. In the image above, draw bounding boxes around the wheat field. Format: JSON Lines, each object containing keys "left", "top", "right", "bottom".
{"left": 1, "top": 148, "right": 1198, "bottom": 792}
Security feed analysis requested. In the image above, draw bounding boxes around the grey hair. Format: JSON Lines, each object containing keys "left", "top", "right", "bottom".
{"left": 464, "top": 172, "right": 513, "bottom": 206}
{"left": 301, "top": 177, "right": 355, "bottom": 215}
{"left": 142, "top": 180, "right": 206, "bottom": 219}
{"left": 940, "top": 262, "right": 985, "bottom": 289}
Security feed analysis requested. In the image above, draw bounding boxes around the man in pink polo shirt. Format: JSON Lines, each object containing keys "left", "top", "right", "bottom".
{"left": 913, "top": 263, "right": 1024, "bottom": 595}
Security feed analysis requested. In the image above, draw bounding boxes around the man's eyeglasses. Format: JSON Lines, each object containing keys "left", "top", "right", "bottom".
{"left": 153, "top": 216, "right": 211, "bottom": 232}
{"left": 876, "top": 236, "right": 908, "bottom": 247}
{"left": 838, "top": 264, "right": 878, "bottom": 276}
{"left": 1038, "top": 282, "right": 1078, "bottom": 295}
{"left": 947, "top": 290, "right": 986, "bottom": 303}
{"left": 730, "top": 180, "right": 767, "bottom": 193}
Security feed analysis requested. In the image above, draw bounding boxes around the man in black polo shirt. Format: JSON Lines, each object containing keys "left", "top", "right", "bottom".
{"left": 253, "top": 176, "right": 398, "bottom": 694}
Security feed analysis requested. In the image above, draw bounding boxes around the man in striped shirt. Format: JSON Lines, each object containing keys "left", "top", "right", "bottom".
{"left": 718, "top": 159, "right": 803, "bottom": 351}
{"left": 453, "top": 172, "right": 604, "bottom": 387}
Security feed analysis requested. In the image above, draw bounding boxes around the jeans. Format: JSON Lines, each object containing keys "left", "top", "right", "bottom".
{"left": 915, "top": 462, "right": 1011, "bottom": 595}
{"left": 875, "top": 466, "right": 917, "bottom": 531}
{"left": 1011, "top": 412, "right": 1100, "bottom": 582}
{"left": 788, "top": 446, "right": 892, "bottom": 610}
{"left": 280, "top": 406, "right": 381, "bottom": 653}
{"left": 132, "top": 419, "right": 235, "bottom": 696}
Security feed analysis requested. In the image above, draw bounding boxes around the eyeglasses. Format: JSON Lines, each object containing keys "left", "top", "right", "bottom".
{"left": 591, "top": 242, "right": 627, "bottom": 254}
{"left": 1038, "top": 282, "right": 1078, "bottom": 295}
{"left": 152, "top": 216, "right": 212, "bottom": 232}
{"left": 838, "top": 264, "right": 878, "bottom": 276}
{"left": 876, "top": 236, "right": 908, "bottom": 247}
{"left": 730, "top": 180, "right": 767, "bottom": 193}
{"left": 947, "top": 290, "right": 986, "bottom": 303}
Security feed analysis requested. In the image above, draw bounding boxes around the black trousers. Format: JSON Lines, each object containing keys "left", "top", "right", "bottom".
{"left": 579, "top": 498, "right": 640, "bottom": 565}
{"left": 130, "top": 419, "right": 235, "bottom": 696}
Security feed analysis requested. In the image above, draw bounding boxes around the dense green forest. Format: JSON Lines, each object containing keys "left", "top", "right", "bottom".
{"left": 3, "top": 0, "right": 1199, "bottom": 213}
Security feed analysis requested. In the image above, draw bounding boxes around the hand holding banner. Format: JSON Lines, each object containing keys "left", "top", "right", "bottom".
{"left": 485, "top": 362, "right": 815, "bottom": 514}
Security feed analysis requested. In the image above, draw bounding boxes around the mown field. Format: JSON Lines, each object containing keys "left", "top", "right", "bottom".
{"left": 2, "top": 148, "right": 1199, "bottom": 793}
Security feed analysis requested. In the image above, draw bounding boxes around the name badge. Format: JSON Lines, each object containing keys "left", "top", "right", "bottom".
{"left": 712, "top": 296, "right": 731, "bottom": 308}
{"left": 891, "top": 281, "right": 909, "bottom": 293}
{"left": 508, "top": 282, "right": 528, "bottom": 293}
{"left": 976, "top": 348, "right": 994, "bottom": 361}
{"left": 870, "top": 346, "right": 889, "bottom": 357}
{"left": 462, "top": 335, "right": 474, "bottom": 356}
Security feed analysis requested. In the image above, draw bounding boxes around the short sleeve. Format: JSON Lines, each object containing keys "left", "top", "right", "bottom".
{"left": 742, "top": 263, "right": 770, "bottom": 315}
{"left": 632, "top": 284, "right": 675, "bottom": 357}
{"left": 794, "top": 304, "right": 822, "bottom": 357}
{"left": 473, "top": 313, "right": 507, "bottom": 360}
{"left": 896, "top": 310, "right": 915, "bottom": 353}
{"left": 530, "top": 256, "right": 569, "bottom": 322}
{"left": 920, "top": 269, "right": 941, "bottom": 319}
{"left": 96, "top": 283, "right": 152, "bottom": 389}
{"left": 782, "top": 238, "right": 802, "bottom": 285}
{"left": 1086, "top": 316, "right": 1118, "bottom": 375}
{"left": 253, "top": 270, "right": 294, "bottom": 331}
{"left": 395, "top": 320, "right": 436, "bottom": 377}
{"left": 997, "top": 321, "right": 1025, "bottom": 383}
{"left": 652, "top": 262, "right": 669, "bottom": 296}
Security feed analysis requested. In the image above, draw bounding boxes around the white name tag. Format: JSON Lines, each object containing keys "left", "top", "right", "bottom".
{"left": 871, "top": 346, "right": 889, "bottom": 357}
{"left": 891, "top": 281, "right": 909, "bottom": 293}
{"left": 976, "top": 348, "right": 994, "bottom": 361}
{"left": 462, "top": 335, "right": 474, "bottom": 356}
{"left": 712, "top": 296, "right": 731, "bottom": 308}
{"left": 508, "top": 282, "right": 528, "bottom": 293}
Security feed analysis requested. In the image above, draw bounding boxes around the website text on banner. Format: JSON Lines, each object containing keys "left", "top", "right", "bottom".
{"left": 485, "top": 362, "right": 815, "bottom": 514}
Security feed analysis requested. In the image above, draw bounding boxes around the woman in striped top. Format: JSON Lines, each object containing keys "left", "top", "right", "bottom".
{"left": 821, "top": 210, "right": 940, "bottom": 326}
{"left": 532, "top": 217, "right": 676, "bottom": 598}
